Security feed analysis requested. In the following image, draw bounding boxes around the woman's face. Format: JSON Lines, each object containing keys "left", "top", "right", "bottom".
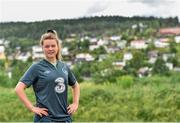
{"left": 42, "top": 39, "right": 59, "bottom": 60}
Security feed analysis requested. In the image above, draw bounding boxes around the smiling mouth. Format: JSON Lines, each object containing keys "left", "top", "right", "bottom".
{"left": 48, "top": 52, "right": 55, "bottom": 55}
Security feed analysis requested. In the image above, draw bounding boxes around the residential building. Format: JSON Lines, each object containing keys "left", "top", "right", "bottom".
{"left": 130, "top": 40, "right": 148, "bottom": 49}
{"left": 32, "top": 46, "right": 44, "bottom": 62}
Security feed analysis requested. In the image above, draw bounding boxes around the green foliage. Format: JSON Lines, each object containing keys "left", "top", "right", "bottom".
{"left": 0, "top": 71, "right": 11, "bottom": 87}
{"left": 91, "top": 46, "right": 107, "bottom": 55}
{"left": 116, "top": 75, "right": 134, "bottom": 88}
{"left": 169, "top": 42, "right": 177, "bottom": 53}
{"left": 1, "top": 79, "right": 179, "bottom": 122}
{"left": 10, "top": 60, "right": 32, "bottom": 87}
{"left": 0, "top": 16, "right": 179, "bottom": 41}
{"left": 152, "top": 57, "right": 169, "bottom": 75}
{"left": 0, "top": 87, "right": 35, "bottom": 121}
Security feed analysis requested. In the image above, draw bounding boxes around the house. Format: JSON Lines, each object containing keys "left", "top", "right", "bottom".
{"left": 110, "top": 36, "right": 121, "bottom": 41}
{"left": 112, "top": 61, "right": 126, "bottom": 69}
{"left": 98, "top": 54, "right": 107, "bottom": 62}
{"left": 148, "top": 51, "right": 158, "bottom": 64}
{"left": 89, "top": 45, "right": 100, "bottom": 51}
{"left": 32, "top": 45, "right": 44, "bottom": 62}
{"left": 15, "top": 52, "right": 31, "bottom": 62}
{"left": 75, "top": 53, "right": 95, "bottom": 62}
{"left": 123, "top": 52, "right": 133, "bottom": 61}
{"left": 138, "top": 67, "right": 150, "bottom": 78}
{"left": 89, "top": 39, "right": 107, "bottom": 51}
{"left": 80, "top": 36, "right": 90, "bottom": 42}
{"left": 148, "top": 50, "right": 158, "bottom": 58}
{"left": 175, "top": 36, "right": 180, "bottom": 43}
{"left": 117, "top": 40, "right": 127, "bottom": 49}
{"left": 159, "top": 27, "right": 180, "bottom": 35}
{"left": 154, "top": 38, "right": 169, "bottom": 48}
{"left": 0, "top": 45, "right": 6, "bottom": 60}
{"left": 130, "top": 40, "right": 147, "bottom": 49}
{"left": 65, "top": 38, "right": 76, "bottom": 42}
{"left": 97, "top": 39, "right": 108, "bottom": 46}
{"left": 105, "top": 46, "right": 120, "bottom": 53}
{"left": 173, "top": 67, "right": 180, "bottom": 72}
{"left": 89, "top": 38, "right": 98, "bottom": 44}
{"left": 165, "top": 62, "right": 173, "bottom": 70}
{"left": 62, "top": 47, "right": 69, "bottom": 56}
{"left": 162, "top": 53, "right": 175, "bottom": 62}
{"left": 0, "top": 39, "right": 4, "bottom": 45}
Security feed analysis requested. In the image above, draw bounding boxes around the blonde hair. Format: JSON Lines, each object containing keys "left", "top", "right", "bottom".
{"left": 40, "top": 30, "right": 62, "bottom": 60}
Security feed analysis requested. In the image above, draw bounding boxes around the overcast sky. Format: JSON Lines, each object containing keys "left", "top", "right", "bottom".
{"left": 0, "top": 0, "right": 180, "bottom": 22}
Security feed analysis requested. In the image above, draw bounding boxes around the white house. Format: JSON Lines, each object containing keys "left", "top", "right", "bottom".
{"left": 112, "top": 61, "right": 126, "bottom": 69}
{"left": 154, "top": 38, "right": 169, "bottom": 48}
{"left": 117, "top": 40, "right": 127, "bottom": 49}
{"left": 32, "top": 46, "right": 44, "bottom": 61}
{"left": 97, "top": 39, "right": 108, "bottom": 46}
{"left": 89, "top": 45, "right": 100, "bottom": 51}
{"left": 0, "top": 39, "right": 4, "bottom": 45}
{"left": 138, "top": 67, "right": 150, "bottom": 78}
{"left": 162, "top": 53, "right": 175, "bottom": 62}
{"left": 148, "top": 51, "right": 158, "bottom": 64}
{"left": 62, "top": 47, "right": 69, "bottom": 56}
{"left": 175, "top": 36, "right": 180, "bottom": 43}
{"left": 110, "top": 36, "right": 121, "bottom": 41}
{"left": 0, "top": 45, "right": 5, "bottom": 53}
{"left": 166, "top": 63, "right": 173, "bottom": 70}
{"left": 123, "top": 52, "right": 133, "bottom": 61}
{"left": 130, "top": 40, "right": 147, "bottom": 49}
{"left": 89, "top": 38, "right": 98, "bottom": 44}
{"left": 105, "top": 46, "right": 120, "bottom": 53}
{"left": 15, "top": 52, "right": 31, "bottom": 62}
{"left": 76, "top": 53, "right": 95, "bottom": 62}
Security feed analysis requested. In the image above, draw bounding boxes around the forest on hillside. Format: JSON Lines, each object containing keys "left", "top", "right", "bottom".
{"left": 0, "top": 16, "right": 179, "bottom": 40}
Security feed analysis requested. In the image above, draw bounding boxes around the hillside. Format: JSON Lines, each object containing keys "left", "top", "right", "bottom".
{"left": 0, "top": 16, "right": 179, "bottom": 40}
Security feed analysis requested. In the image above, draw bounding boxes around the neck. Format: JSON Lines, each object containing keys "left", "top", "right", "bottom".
{"left": 45, "top": 57, "right": 57, "bottom": 64}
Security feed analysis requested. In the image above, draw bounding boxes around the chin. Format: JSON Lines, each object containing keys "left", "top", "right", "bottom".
{"left": 47, "top": 55, "right": 56, "bottom": 59}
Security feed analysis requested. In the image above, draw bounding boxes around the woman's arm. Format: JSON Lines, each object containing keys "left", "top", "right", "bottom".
{"left": 67, "top": 82, "right": 80, "bottom": 115}
{"left": 15, "top": 82, "right": 48, "bottom": 117}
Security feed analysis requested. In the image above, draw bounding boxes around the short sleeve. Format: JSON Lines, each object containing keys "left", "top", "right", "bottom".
{"left": 19, "top": 64, "right": 38, "bottom": 87}
{"left": 66, "top": 65, "right": 77, "bottom": 86}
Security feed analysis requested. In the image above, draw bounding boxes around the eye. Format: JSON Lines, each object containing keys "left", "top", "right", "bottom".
{"left": 51, "top": 45, "right": 56, "bottom": 48}
{"left": 44, "top": 45, "right": 50, "bottom": 48}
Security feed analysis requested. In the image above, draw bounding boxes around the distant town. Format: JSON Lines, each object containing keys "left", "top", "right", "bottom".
{"left": 0, "top": 25, "right": 180, "bottom": 79}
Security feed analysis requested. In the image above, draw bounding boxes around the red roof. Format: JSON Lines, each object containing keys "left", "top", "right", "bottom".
{"left": 159, "top": 27, "right": 180, "bottom": 35}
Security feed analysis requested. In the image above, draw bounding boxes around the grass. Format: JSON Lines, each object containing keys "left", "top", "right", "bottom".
{"left": 0, "top": 80, "right": 179, "bottom": 122}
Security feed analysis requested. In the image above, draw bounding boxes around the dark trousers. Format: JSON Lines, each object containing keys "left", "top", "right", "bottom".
{"left": 34, "top": 114, "right": 72, "bottom": 123}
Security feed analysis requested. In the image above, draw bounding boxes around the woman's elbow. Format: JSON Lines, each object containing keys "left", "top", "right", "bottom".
{"left": 15, "top": 82, "right": 26, "bottom": 94}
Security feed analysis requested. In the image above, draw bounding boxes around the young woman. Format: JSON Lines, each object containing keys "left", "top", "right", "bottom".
{"left": 15, "top": 30, "right": 80, "bottom": 122}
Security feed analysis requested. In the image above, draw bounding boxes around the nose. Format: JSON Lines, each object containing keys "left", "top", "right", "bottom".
{"left": 48, "top": 46, "right": 53, "bottom": 50}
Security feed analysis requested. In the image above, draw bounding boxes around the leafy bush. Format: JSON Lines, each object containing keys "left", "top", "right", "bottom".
{"left": 0, "top": 71, "right": 11, "bottom": 87}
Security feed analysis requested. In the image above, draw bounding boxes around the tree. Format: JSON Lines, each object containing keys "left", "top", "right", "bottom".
{"left": 152, "top": 57, "right": 169, "bottom": 75}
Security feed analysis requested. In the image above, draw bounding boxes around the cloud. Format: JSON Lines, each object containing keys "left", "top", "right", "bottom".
{"left": 85, "top": 0, "right": 110, "bottom": 16}
{"left": 128, "top": 0, "right": 175, "bottom": 7}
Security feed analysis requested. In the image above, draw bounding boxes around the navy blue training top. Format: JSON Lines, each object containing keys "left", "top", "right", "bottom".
{"left": 20, "top": 59, "right": 77, "bottom": 121}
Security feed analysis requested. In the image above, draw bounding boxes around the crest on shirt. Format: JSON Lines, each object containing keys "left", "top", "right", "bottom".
{"left": 54, "top": 77, "right": 65, "bottom": 93}
{"left": 62, "top": 66, "right": 68, "bottom": 76}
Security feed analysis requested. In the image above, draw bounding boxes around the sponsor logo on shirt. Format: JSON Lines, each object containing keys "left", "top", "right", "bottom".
{"left": 54, "top": 77, "right": 65, "bottom": 93}
{"left": 44, "top": 70, "right": 51, "bottom": 74}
